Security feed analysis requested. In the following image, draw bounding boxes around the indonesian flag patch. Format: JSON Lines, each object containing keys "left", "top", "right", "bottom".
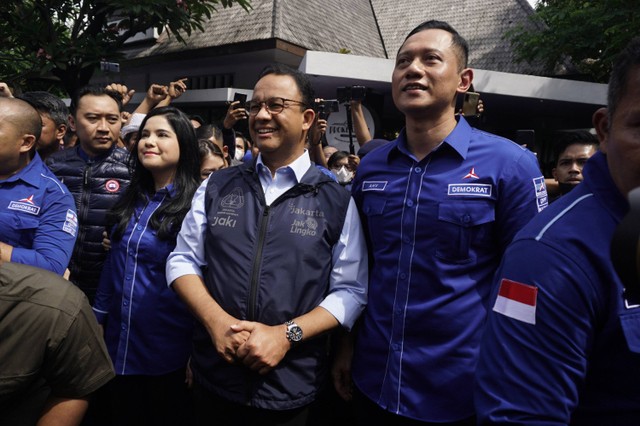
{"left": 492, "top": 279, "right": 538, "bottom": 325}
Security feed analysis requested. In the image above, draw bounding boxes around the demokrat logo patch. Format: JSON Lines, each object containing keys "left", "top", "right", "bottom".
{"left": 8, "top": 194, "right": 41, "bottom": 215}
{"left": 447, "top": 183, "right": 492, "bottom": 197}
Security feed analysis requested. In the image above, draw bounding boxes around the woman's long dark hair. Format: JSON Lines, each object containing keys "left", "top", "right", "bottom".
{"left": 108, "top": 106, "right": 201, "bottom": 242}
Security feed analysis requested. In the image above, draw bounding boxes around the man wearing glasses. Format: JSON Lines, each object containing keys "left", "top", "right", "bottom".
{"left": 167, "top": 64, "right": 368, "bottom": 426}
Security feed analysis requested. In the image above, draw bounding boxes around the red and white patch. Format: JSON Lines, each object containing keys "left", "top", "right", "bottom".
{"left": 105, "top": 179, "right": 120, "bottom": 193}
{"left": 19, "top": 194, "right": 36, "bottom": 204}
{"left": 492, "top": 278, "right": 538, "bottom": 325}
{"left": 463, "top": 167, "right": 479, "bottom": 179}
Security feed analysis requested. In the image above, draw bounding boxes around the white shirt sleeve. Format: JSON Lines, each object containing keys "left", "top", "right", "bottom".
{"left": 319, "top": 197, "right": 369, "bottom": 330}
{"left": 166, "top": 181, "right": 208, "bottom": 286}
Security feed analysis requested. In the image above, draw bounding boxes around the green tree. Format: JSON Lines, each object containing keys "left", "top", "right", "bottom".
{"left": 0, "top": 0, "right": 251, "bottom": 97}
{"left": 507, "top": 0, "right": 640, "bottom": 83}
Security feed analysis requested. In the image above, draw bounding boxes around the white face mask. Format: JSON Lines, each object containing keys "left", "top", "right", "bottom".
{"left": 332, "top": 166, "right": 354, "bottom": 184}
{"left": 234, "top": 148, "right": 244, "bottom": 161}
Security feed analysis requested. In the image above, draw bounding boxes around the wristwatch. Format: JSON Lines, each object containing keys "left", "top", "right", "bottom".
{"left": 285, "top": 320, "right": 303, "bottom": 346}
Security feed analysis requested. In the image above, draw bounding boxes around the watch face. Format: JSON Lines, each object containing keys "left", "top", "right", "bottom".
{"left": 287, "top": 325, "right": 303, "bottom": 342}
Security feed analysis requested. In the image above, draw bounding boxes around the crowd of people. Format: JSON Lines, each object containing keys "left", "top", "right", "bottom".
{"left": 1, "top": 18, "right": 639, "bottom": 426}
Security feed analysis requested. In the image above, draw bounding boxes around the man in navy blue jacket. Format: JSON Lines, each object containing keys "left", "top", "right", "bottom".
{"left": 167, "top": 64, "right": 368, "bottom": 426}
{"left": 46, "top": 86, "right": 130, "bottom": 303}
{"left": 475, "top": 37, "right": 640, "bottom": 425}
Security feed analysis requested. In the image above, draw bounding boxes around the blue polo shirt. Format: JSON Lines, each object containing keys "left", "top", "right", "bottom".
{"left": 351, "top": 116, "right": 546, "bottom": 422}
{"left": 0, "top": 154, "right": 77, "bottom": 275}
{"left": 475, "top": 151, "right": 640, "bottom": 425}
{"left": 93, "top": 185, "right": 193, "bottom": 375}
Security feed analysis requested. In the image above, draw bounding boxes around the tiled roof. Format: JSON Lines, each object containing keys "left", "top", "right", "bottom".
{"left": 134, "top": 0, "right": 543, "bottom": 74}
{"left": 370, "top": 0, "right": 544, "bottom": 73}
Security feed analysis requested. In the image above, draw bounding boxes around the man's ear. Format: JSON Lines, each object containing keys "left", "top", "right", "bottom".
{"left": 55, "top": 123, "right": 67, "bottom": 142}
{"left": 68, "top": 114, "right": 76, "bottom": 132}
{"left": 20, "top": 134, "right": 37, "bottom": 153}
{"left": 302, "top": 109, "right": 316, "bottom": 131}
{"left": 593, "top": 107, "right": 609, "bottom": 154}
{"left": 551, "top": 168, "right": 558, "bottom": 182}
{"left": 457, "top": 68, "right": 474, "bottom": 93}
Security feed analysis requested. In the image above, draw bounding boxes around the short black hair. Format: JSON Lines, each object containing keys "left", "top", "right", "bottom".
{"left": 235, "top": 130, "right": 251, "bottom": 150}
{"left": 189, "top": 114, "right": 205, "bottom": 126}
{"left": 327, "top": 150, "right": 350, "bottom": 169}
{"left": 552, "top": 130, "right": 599, "bottom": 164}
{"left": 18, "top": 91, "right": 69, "bottom": 127}
{"left": 257, "top": 64, "right": 315, "bottom": 109}
{"left": 401, "top": 20, "right": 469, "bottom": 70}
{"left": 70, "top": 85, "right": 123, "bottom": 116}
{"left": 195, "top": 124, "right": 223, "bottom": 149}
{"left": 608, "top": 36, "right": 640, "bottom": 119}
{"left": 0, "top": 97, "right": 42, "bottom": 142}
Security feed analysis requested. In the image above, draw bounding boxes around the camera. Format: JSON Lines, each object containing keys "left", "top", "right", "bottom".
{"left": 316, "top": 99, "right": 339, "bottom": 119}
{"left": 336, "top": 86, "right": 367, "bottom": 103}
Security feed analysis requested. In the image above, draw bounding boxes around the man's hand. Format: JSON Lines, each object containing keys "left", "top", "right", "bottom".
{"left": 101, "top": 231, "right": 111, "bottom": 252}
{"left": 0, "top": 82, "right": 14, "bottom": 98}
{"left": 168, "top": 78, "right": 188, "bottom": 100}
{"left": 105, "top": 83, "right": 135, "bottom": 106}
{"left": 308, "top": 118, "right": 328, "bottom": 147}
{"left": 223, "top": 101, "right": 247, "bottom": 129}
{"left": 332, "top": 333, "right": 355, "bottom": 401}
{"left": 231, "top": 321, "right": 290, "bottom": 375}
{"left": 347, "top": 154, "right": 360, "bottom": 171}
{"left": 206, "top": 314, "right": 250, "bottom": 365}
{"left": 146, "top": 84, "right": 169, "bottom": 105}
{"left": 0, "top": 241, "right": 13, "bottom": 262}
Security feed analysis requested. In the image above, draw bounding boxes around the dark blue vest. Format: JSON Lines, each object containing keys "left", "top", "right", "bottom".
{"left": 193, "top": 160, "right": 351, "bottom": 410}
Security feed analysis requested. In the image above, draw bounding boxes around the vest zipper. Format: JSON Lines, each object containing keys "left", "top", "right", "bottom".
{"left": 248, "top": 205, "right": 270, "bottom": 321}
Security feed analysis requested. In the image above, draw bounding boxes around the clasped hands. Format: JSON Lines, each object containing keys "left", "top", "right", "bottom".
{"left": 211, "top": 317, "right": 290, "bottom": 375}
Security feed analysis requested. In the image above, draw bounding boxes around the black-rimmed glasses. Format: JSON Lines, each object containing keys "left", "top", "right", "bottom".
{"left": 246, "top": 97, "right": 307, "bottom": 116}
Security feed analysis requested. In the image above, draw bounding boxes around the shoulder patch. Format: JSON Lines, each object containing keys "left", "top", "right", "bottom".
{"left": 62, "top": 209, "right": 78, "bottom": 237}
{"left": 533, "top": 177, "right": 548, "bottom": 212}
{"left": 492, "top": 278, "right": 538, "bottom": 324}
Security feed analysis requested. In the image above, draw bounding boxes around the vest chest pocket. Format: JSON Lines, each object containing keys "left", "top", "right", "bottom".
{"left": 435, "top": 200, "right": 495, "bottom": 263}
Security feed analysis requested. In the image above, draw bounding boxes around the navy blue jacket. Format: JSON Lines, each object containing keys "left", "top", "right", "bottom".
{"left": 46, "top": 145, "right": 130, "bottom": 302}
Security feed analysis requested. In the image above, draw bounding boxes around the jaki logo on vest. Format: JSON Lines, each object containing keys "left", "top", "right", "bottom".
{"left": 211, "top": 215, "right": 237, "bottom": 228}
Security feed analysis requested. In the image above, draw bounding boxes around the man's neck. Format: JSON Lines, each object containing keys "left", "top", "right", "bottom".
{"left": 261, "top": 147, "right": 305, "bottom": 177}
{"left": 404, "top": 113, "right": 458, "bottom": 161}
{"left": 79, "top": 143, "right": 109, "bottom": 160}
{"left": 0, "top": 155, "right": 31, "bottom": 181}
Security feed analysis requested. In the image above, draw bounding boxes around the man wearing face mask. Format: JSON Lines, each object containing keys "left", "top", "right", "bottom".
{"left": 328, "top": 151, "right": 359, "bottom": 189}
{"left": 234, "top": 131, "right": 250, "bottom": 163}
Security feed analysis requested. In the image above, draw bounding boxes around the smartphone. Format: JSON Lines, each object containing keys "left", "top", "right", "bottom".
{"left": 233, "top": 92, "right": 247, "bottom": 109}
{"left": 516, "top": 129, "right": 536, "bottom": 152}
{"left": 462, "top": 92, "right": 480, "bottom": 116}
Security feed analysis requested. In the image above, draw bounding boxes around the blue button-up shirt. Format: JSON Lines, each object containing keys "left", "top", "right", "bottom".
{"left": 93, "top": 185, "right": 193, "bottom": 375}
{"left": 0, "top": 154, "right": 77, "bottom": 274}
{"left": 475, "top": 152, "right": 640, "bottom": 425}
{"left": 351, "top": 117, "right": 546, "bottom": 422}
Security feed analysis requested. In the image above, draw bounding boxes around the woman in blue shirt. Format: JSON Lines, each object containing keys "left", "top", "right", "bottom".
{"left": 93, "top": 106, "right": 201, "bottom": 426}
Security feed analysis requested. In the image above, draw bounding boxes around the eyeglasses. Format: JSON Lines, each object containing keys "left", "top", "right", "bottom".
{"left": 246, "top": 97, "right": 307, "bottom": 116}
